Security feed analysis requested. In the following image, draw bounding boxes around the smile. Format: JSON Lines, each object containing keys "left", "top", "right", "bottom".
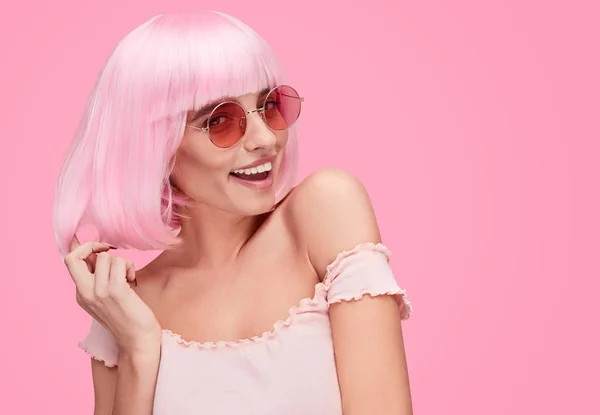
{"left": 229, "top": 161, "right": 274, "bottom": 189}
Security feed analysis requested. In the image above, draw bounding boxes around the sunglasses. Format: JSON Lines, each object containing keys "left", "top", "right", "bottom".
{"left": 186, "top": 85, "right": 304, "bottom": 148}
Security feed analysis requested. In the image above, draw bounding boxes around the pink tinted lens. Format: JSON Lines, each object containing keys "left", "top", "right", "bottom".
{"left": 263, "top": 85, "right": 302, "bottom": 130}
{"left": 208, "top": 102, "right": 246, "bottom": 148}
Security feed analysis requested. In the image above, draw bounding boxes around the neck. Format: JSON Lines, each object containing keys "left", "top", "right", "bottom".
{"left": 163, "top": 202, "right": 267, "bottom": 270}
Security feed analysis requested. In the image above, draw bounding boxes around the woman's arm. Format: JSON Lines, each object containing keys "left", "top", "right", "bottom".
{"left": 90, "top": 361, "right": 117, "bottom": 415}
{"left": 65, "top": 239, "right": 163, "bottom": 414}
{"left": 329, "top": 294, "right": 412, "bottom": 415}
{"left": 90, "top": 344, "right": 161, "bottom": 415}
{"left": 112, "top": 347, "right": 161, "bottom": 415}
{"left": 289, "top": 168, "right": 413, "bottom": 415}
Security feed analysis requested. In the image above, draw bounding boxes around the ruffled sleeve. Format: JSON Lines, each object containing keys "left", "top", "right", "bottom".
{"left": 325, "top": 242, "right": 412, "bottom": 320}
{"left": 78, "top": 318, "right": 120, "bottom": 367}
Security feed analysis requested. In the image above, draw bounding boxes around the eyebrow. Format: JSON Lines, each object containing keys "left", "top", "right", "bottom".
{"left": 189, "top": 87, "right": 272, "bottom": 123}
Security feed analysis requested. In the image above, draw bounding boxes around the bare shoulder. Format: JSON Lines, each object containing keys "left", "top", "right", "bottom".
{"left": 281, "top": 168, "right": 382, "bottom": 279}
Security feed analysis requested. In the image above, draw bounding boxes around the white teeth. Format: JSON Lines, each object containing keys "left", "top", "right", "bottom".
{"left": 232, "top": 161, "right": 272, "bottom": 175}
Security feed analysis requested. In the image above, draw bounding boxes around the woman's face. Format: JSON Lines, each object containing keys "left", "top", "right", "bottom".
{"left": 171, "top": 89, "right": 289, "bottom": 216}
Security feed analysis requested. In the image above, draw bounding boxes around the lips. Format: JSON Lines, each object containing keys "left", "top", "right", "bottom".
{"left": 229, "top": 167, "right": 275, "bottom": 190}
{"left": 228, "top": 156, "right": 276, "bottom": 190}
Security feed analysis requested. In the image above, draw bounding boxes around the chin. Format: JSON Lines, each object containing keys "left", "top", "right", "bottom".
{"left": 227, "top": 168, "right": 279, "bottom": 214}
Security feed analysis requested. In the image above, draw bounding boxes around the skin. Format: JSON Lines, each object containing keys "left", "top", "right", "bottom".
{"left": 65, "top": 89, "right": 413, "bottom": 415}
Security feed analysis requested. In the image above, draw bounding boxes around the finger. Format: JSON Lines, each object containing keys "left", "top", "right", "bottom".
{"left": 94, "top": 252, "right": 112, "bottom": 299}
{"left": 65, "top": 241, "right": 113, "bottom": 277}
{"left": 70, "top": 236, "right": 96, "bottom": 273}
{"left": 124, "top": 259, "right": 137, "bottom": 286}
{"left": 87, "top": 240, "right": 117, "bottom": 272}
{"left": 108, "top": 257, "right": 125, "bottom": 290}
{"left": 72, "top": 241, "right": 114, "bottom": 259}
{"left": 109, "top": 257, "right": 137, "bottom": 291}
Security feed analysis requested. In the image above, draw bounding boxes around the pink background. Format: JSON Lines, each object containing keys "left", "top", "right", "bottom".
{"left": 1, "top": 0, "right": 598, "bottom": 413}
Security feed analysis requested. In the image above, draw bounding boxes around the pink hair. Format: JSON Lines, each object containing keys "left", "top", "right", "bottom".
{"left": 53, "top": 11, "right": 299, "bottom": 256}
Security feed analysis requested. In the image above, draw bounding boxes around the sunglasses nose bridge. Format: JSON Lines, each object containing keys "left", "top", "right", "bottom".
{"left": 244, "top": 107, "right": 268, "bottom": 125}
{"left": 245, "top": 107, "right": 263, "bottom": 116}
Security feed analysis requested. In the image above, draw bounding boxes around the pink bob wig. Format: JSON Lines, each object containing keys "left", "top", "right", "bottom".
{"left": 53, "top": 11, "right": 299, "bottom": 256}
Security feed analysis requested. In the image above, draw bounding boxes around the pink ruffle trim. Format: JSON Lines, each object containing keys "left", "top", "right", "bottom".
{"left": 328, "top": 289, "right": 413, "bottom": 320}
{"left": 161, "top": 280, "right": 329, "bottom": 349}
{"left": 78, "top": 341, "right": 118, "bottom": 367}
{"left": 160, "top": 242, "right": 412, "bottom": 349}
{"left": 324, "top": 242, "right": 413, "bottom": 320}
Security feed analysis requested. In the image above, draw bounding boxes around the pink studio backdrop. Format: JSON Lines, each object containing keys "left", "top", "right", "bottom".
{"left": 1, "top": 1, "right": 598, "bottom": 414}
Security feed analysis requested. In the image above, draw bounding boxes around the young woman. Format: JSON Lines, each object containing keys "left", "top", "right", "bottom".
{"left": 54, "top": 10, "right": 413, "bottom": 415}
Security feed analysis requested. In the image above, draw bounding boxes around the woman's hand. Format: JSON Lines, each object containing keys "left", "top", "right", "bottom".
{"left": 64, "top": 237, "right": 162, "bottom": 355}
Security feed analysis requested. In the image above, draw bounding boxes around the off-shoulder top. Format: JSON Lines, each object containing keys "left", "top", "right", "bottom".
{"left": 79, "top": 242, "right": 413, "bottom": 414}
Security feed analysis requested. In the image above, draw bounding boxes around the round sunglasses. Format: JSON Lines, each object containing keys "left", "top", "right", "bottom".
{"left": 186, "top": 85, "right": 304, "bottom": 148}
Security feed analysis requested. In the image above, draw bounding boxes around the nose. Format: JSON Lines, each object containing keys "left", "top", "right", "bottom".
{"left": 242, "top": 112, "right": 277, "bottom": 151}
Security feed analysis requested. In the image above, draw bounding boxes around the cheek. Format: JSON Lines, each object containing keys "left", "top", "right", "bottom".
{"left": 174, "top": 134, "right": 234, "bottom": 177}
